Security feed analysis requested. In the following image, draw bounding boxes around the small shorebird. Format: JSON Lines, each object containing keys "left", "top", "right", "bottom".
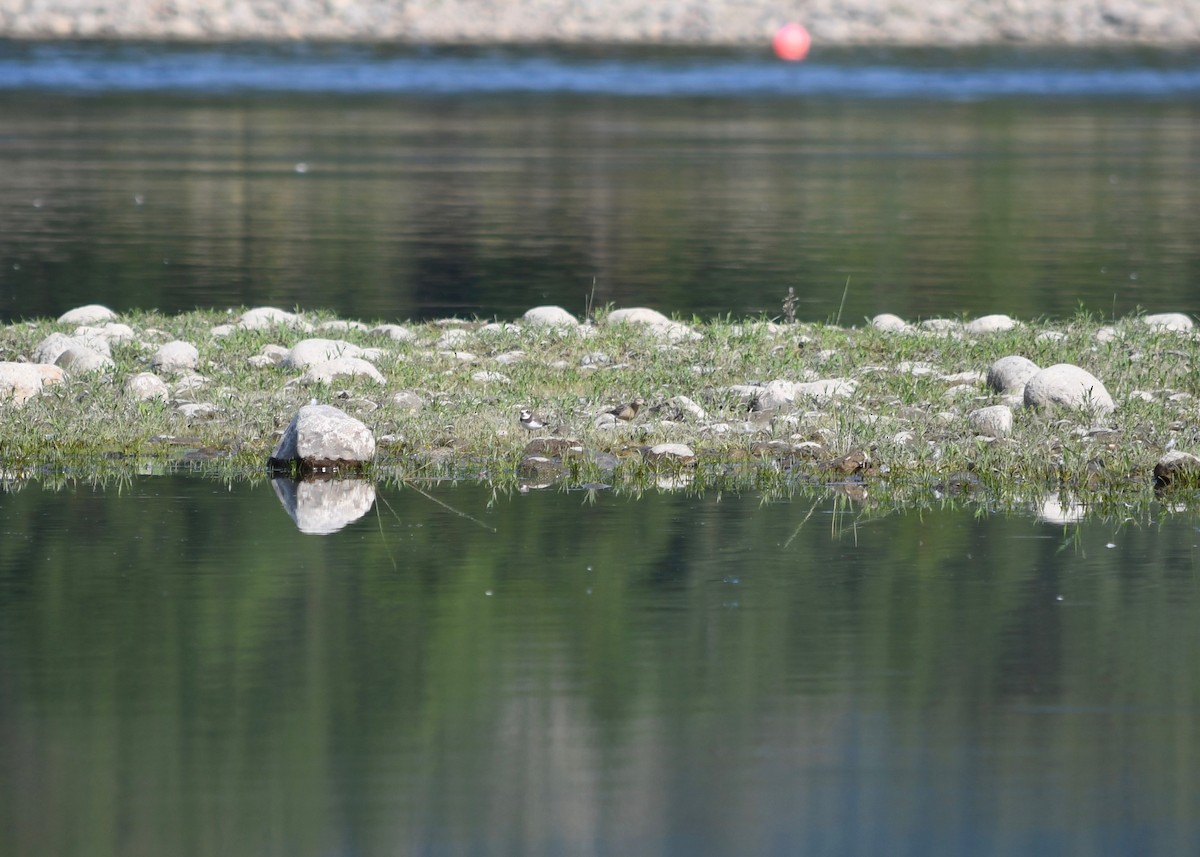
{"left": 607, "top": 396, "right": 645, "bottom": 422}
{"left": 519, "top": 409, "right": 550, "bottom": 432}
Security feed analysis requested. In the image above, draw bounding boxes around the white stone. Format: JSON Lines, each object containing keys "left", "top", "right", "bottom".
{"left": 33, "top": 332, "right": 111, "bottom": 364}
{"left": 920, "top": 318, "right": 962, "bottom": 333}
{"left": 969, "top": 405, "right": 1014, "bottom": 438}
{"left": 668, "top": 395, "right": 707, "bottom": 421}
{"left": 56, "top": 346, "right": 114, "bottom": 373}
{"left": 124, "top": 372, "right": 170, "bottom": 402}
{"left": 870, "top": 313, "right": 910, "bottom": 332}
{"left": 644, "top": 443, "right": 697, "bottom": 464}
{"left": 523, "top": 305, "right": 579, "bottom": 326}
{"left": 271, "top": 404, "right": 376, "bottom": 464}
{"left": 391, "top": 390, "right": 425, "bottom": 413}
{"left": 370, "top": 324, "right": 416, "bottom": 342}
{"left": 605, "top": 307, "right": 672, "bottom": 326}
{"left": 0, "top": 362, "right": 63, "bottom": 406}
{"left": 286, "top": 338, "right": 363, "bottom": 369}
{"left": 250, "top": 344, "right": 289, "bottom": 367}
{"left": 965, "top": 314, "right": 1018, "bottom": 334}
{"left": 210, "top": 324, "right": 235, "bottom": 337}
{"left": 1023, "top": 364, "right": 1114, "bottom": 414}
{"left": 471, "top": 370, "right": 511, "bottom": 384}
{"left": 1140, "top": 312, "right": 1193, "bottom": 331}
{"left": 177, "top": 403, "right": 219, "bottom": 419}
{"left": 986, "top": 355, "right": 1040, "bottom": 394}
{"left": 435, "top": 329, "right": 472, "bottom": 349}
{"left": 76, "top": 322, "right": 135, "bottom": 343}
{"left": 1094, "top": 326, "right": 1119, "bottom": 343}
{"left": 317, "top": 319, "right": 369, "bottom": 332}
{"left": 300, "top": 357, "right": 386, "bottom": 385}
{"left": 271, "top": 477, "right": 376, "bottom": 535}
{"left": 238, "top": 306, "right": 303, "bottom": 329}
{"left": 794, "top": 378, "right": 857, "bottom": 404}
{"left": 58, "top": 304, "right": 117, "bottom": 325}
{"left": 152, "top": 340, "right": 200, "bottom": 373}
{"left": 494, "top": 350, "right": 525, "bottom": 365}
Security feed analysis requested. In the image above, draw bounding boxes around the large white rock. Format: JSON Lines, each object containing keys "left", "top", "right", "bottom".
{"left": 986, "top": 355, "right": 1040, "bottom": 394}
{"left": 152, "top": 340, "right": 200, "bottom": 373}
{"left": 870, "top": 313, "right": 910, "bottom": 332}
{"left": 965, "top": 314, "right": 1018, "bottom": 334}
{"left": 643, "top": 443, "right": 697, "bottom": 465}
{"left": 58, "top": 304, "right": 117, "bottom": 325}
{"left": 969, "top": 405, "right": 1014, "bottom": 438}
{"left": 270, "top": 404, "right": 376, "bottom": 466}
{"left": 300, "top": 357, "right": 386, "bottom": 385}
{"left": 238, "top": 306, "right": 303, "bottom": 329}
{"left": 605, "top": 307, "right": 672, "bottom": 326}
{"left": 76, "top": 323, "right": 135, "bottom": 343}
{"left": 286, "top": 338, "right": 364, "bottom": 369}
{"left": 0, "top": 362, "right": 63, "bottom": 406}
{"left": 271, "top": 477, "right": 376, "bottom": 535}
{"left": 1140, "top": 312, "right": 1193, "bottom": 332}
{"left": 523, "top": 305, "right": 579, "bottom": 326}
{"left": 1023, "top": 364, "right": 1114, "bottom": 414}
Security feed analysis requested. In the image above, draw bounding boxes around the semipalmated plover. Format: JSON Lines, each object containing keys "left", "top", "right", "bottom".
{"left": 519, "top": 409, "right": 549, "bottom": 432}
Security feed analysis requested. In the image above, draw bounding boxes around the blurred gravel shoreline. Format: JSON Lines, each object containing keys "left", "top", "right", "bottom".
{"left": 1, "top": 0, "right": 1198, "bottom": 46}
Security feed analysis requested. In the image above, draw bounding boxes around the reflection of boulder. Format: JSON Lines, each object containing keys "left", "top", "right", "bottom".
{"left": 271, "top": 477, "right": 376, "bottom": 535}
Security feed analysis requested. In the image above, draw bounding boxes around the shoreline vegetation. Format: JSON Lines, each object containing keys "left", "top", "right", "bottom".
{"left": 1, "top": 1, "right": 1198, "bottom": 47}
{"left": 1, "top": 304, "right": 1198, "bottom": 520}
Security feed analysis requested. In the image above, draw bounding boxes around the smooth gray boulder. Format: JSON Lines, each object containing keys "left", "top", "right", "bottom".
{"left": 270, "top": 403, "right": 376, "bottom": 469}
{"left": 1023, "top": 364, "right": 1114, "bottom": 414}
{"left": 271, "top": 477, "right": 376, "bottom": 535}
{"left": 643, "top": 443, "right": 697, "bottom": 465}
{"left": 370, "top": 323, "right": 416, "bottom": 342}
{"left": 152, "top": 340, "right": 200, "bottom": 373}
{"left": 986, "top": 355, "right": 1040, "bottom": 394}
{"left": 523, "top": 305, "right": 579, "bottom": 326}
{"left": 969, "top": 405, "right": 1013, "bottom": 438}
{"left": 58, "top": 304, "right": 117, "bottom": 325}
{"left": 56, "top": 346, "right": 114, "bottom": 373}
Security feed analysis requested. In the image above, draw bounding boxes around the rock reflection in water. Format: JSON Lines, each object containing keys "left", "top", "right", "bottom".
{"left": 271, "top": 476, "right": 376, "bottom": 535}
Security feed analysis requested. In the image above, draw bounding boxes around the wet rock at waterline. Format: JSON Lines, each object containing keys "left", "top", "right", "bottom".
{"left": 271, "top": 476, "right": 376, "bottom": 535}
{"left": 517, "top": 455, "right": 568, "bottom": 489}
{"left": 642, "top": 443, "right": 697, "bottom": 466}
{"left": 269, "top": 404, "right": 376, "bottom": 471}
{"left": 986, "top": 355, "right": 1040, "bottom": 395}
{"left": 1023, "top": 364, "right": 1114, "bottom": 414}
{"left": 1154, "top": 451, "right": 1200, "bottom": 490}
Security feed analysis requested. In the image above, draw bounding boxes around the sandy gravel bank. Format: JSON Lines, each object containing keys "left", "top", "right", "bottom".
{"left": 1, "top": 0, "right": 1198, "bottom": 46}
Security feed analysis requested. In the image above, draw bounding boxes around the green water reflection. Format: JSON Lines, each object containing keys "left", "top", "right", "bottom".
{"left": 1, "top": 477, "right": 1199, "bottom": 855}
{"left": 1, "top": 91, "right": 1197, "bottom": 323}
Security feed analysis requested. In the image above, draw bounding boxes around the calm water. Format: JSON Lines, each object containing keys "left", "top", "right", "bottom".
{"left": 0, "top": 43, "right": 1198, "bottom": 323}
{"left": 1, "top": 476, "right": 1199, "bottom": 855}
